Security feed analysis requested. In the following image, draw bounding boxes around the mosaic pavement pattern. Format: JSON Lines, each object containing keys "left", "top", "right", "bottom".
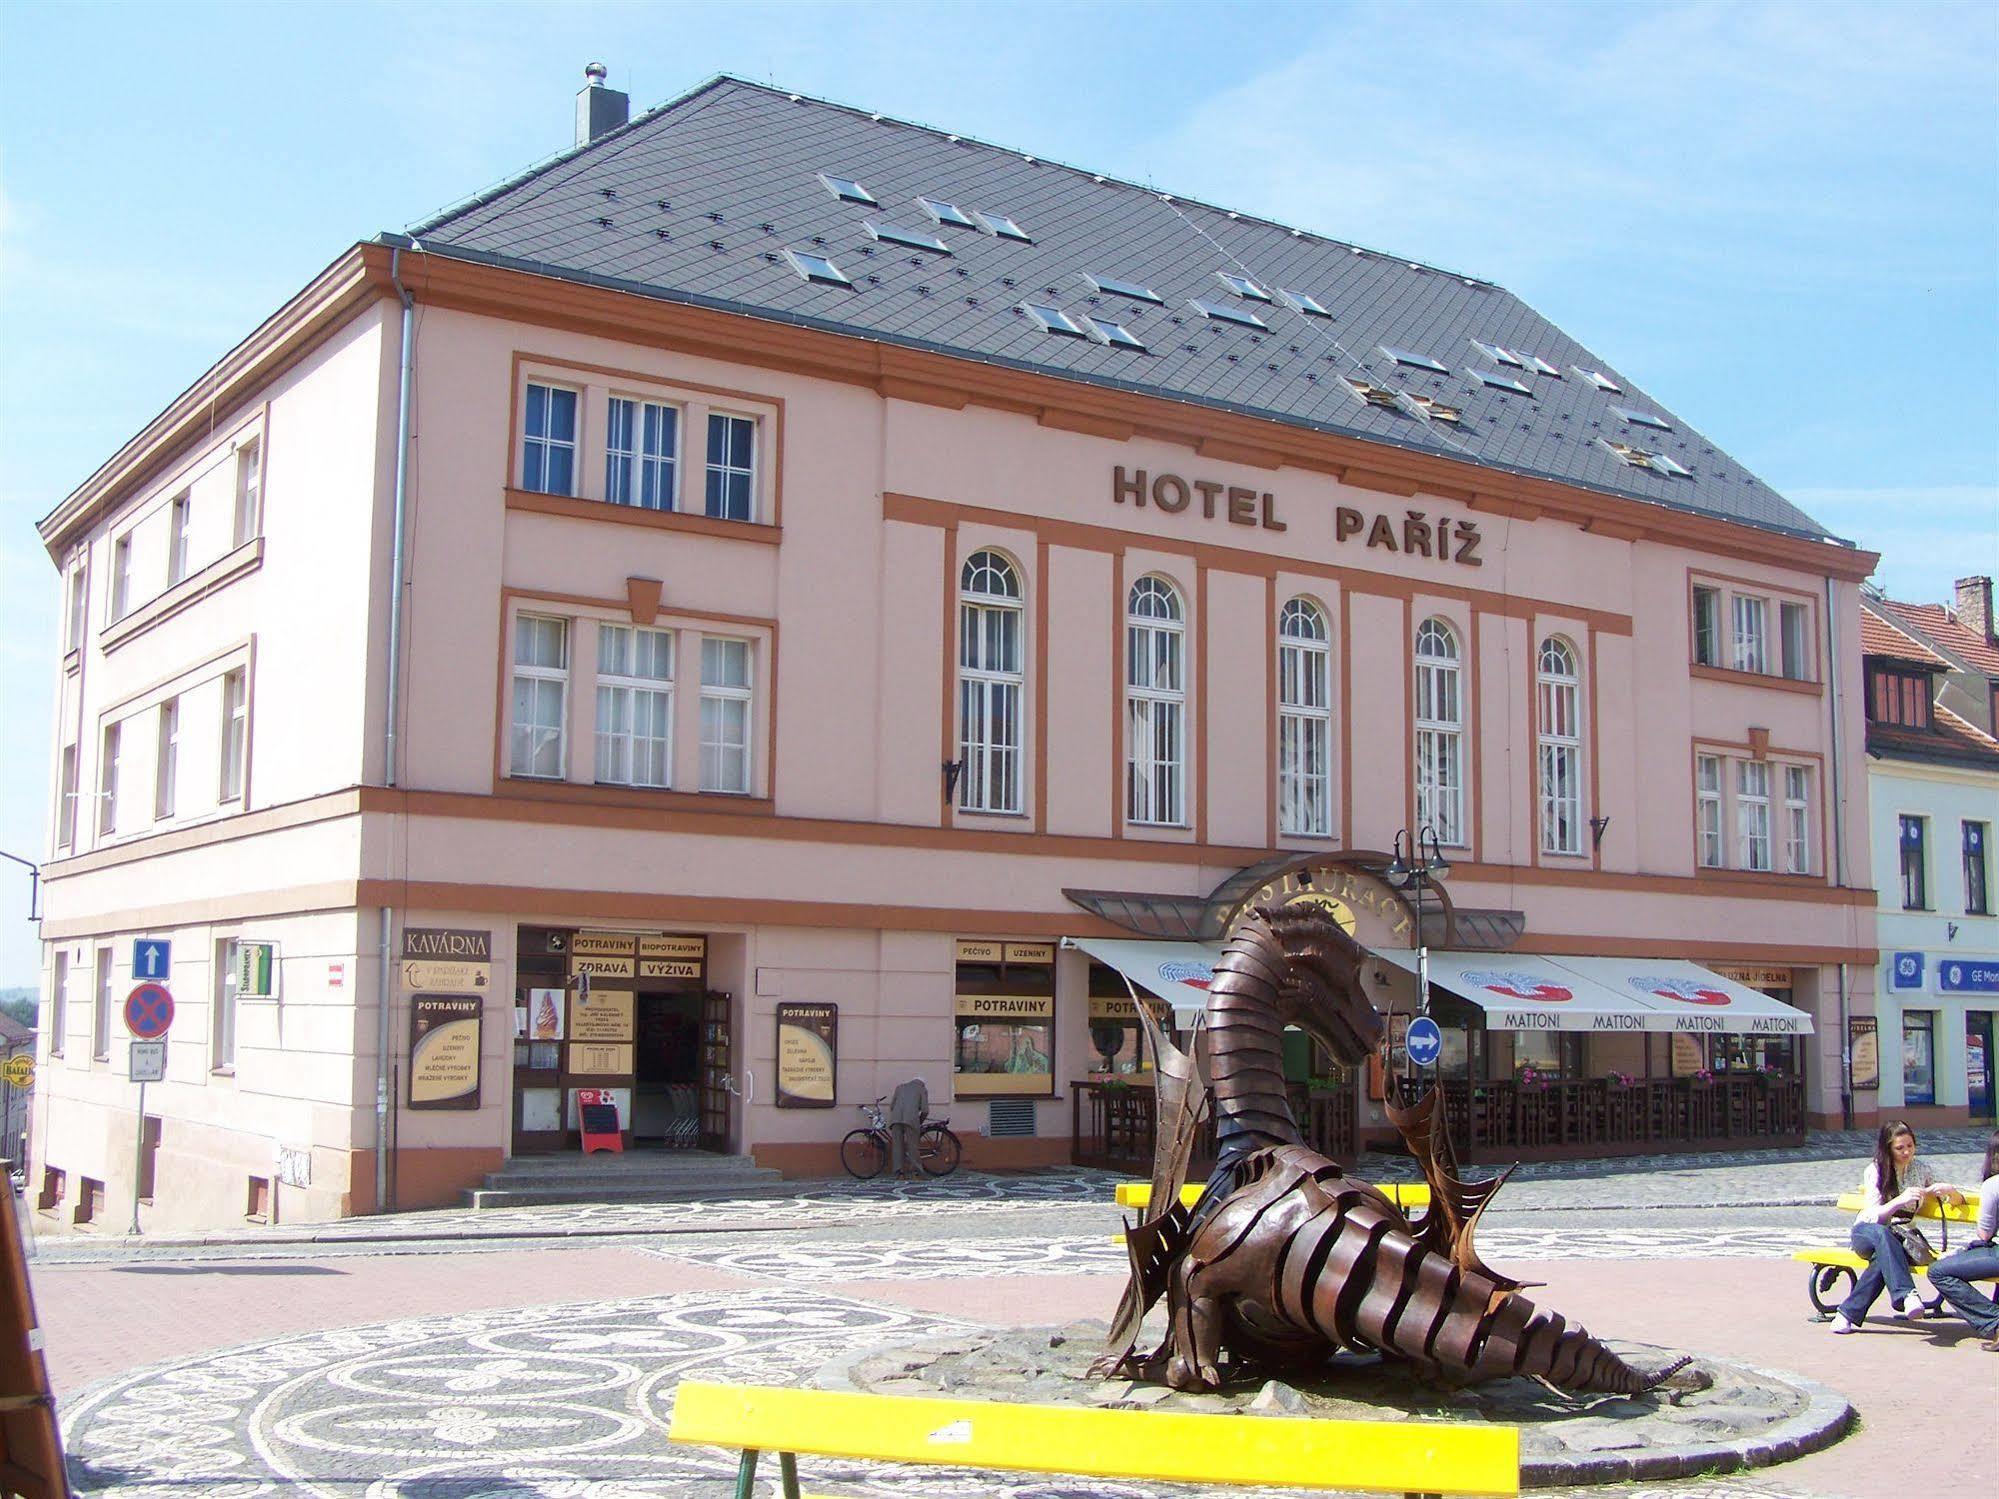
{"left": 60, "top": 1287, "right": 1830, "bottom": 1499}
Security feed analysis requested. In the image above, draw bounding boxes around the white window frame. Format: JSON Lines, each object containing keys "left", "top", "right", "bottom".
{"left": 1537, "top": 637, "right": 1584, "bottom": 856}
{"left": 98, "top": 722, "right": 120, "bottom": 836}
{"left": 521, "top": 382, "right": 580, "bottom": 496}
{"left": 1779, "top": 600, "right": 1811, "bottom": 681}
{"left": 1125, "top": 576, "right": 1187, "bottom": 827}
{"left": 154, "top": 697, "right": 179, "bottom": 821}
{"left": 167, "top": 493, "right": 191, "bottom": 585}
{"left": 213, "top": 938, "right": 238, "bottom": 1071}
{"left": 958, "top": 552, "right": 1025, "bottom": 815}
{"left": 1737, "top": 760, "right": 1772, "bottom": 872}
{"left": 111, "top": 534, "right": 133, "bottom": 621}
{"left": 1731, "top": 594, "right": 1768, "bottom": 675}
{"left": 605, "top": 396, "right": 679, "bottom": 511}
{"left": 66, "top": 564, "right": 86, "bottom": 652}
{"left": 1695, "top": 754, "right": 1724, "bottom": 868}
{"left": 699, "top": 637, "right": 755, "bottom": 794}
{"left": 1783, "top": 764, "right": 1811, "bottom": 875}
{"left": 93, "top": 946, "right": 114, "bottom": 1060}
{"left": 704, "top": 413, "right": 757, "bottom": 522}
{"left": 56, "top": 744, "right": 78, "bottom": 850}
{"left": 594, "top": 623, "right": 675, "bottom": 788}
{"left": 50, "top": 952, "right": 68, "bottom": 1057}
{"left": 1277, "top": 598, "right": 1332, "bottom": 837}
{"left": 233, "top": 439, "right": 262, "bottom": 548}
{"left": 1692, "top": 584, "right": 1721, "bottom": 667}
{"left": 219, "top": 668, "right": 247, "bottom": 803}
{"left": 1414, "top": 618, "right": 1465, "bottom": 847}
{"left": 509, "top": 614, "right": 570, "bottom": 780}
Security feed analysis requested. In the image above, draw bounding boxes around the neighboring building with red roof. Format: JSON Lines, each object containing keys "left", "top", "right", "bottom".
{"left": 1872, "top": 576, "right": 1999, "bottom": 737}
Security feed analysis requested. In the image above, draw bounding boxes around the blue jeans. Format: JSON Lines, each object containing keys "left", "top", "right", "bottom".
{"left": 1837, "top": 1221, "right": 1919, "bottom": 1322}
{"left": 1928, "top": 1243, "right": 1999, "bottom": 1335}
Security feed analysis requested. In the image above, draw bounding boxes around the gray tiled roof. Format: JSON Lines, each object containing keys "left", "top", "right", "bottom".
{"left": 398, "top": 76, "right": 1838, "bottom": 544}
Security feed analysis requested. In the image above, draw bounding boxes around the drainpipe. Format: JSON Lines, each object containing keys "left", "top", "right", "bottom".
{"left": 376, "top": 244, "right": 419, "bottom": 1213}
{"left": 1826, "top": 576, "right": 1853, "bottom": 1130}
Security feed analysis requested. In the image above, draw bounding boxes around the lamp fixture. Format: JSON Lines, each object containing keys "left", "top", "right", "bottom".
{"left": 1590, "top": 815, "right": 1612, "bottom": 850}
{"left": 941, "top": 760, "right": 964, "bottom": 801}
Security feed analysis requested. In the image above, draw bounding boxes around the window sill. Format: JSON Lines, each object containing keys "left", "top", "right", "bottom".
{"left": 498, "top": 776, "right": 774, "bottom": 816}
{"left": 506, "top": 487, "right": 780, "bottom": 545}
{"left": 64, "top": 648, "right": 79, "bottom": 675}
{"left": 1689, "top": 663, "right": 1822, "bottom": 696}
{"left": 98, "top": 538, "right": 265, "bottom": 655}
{"left": 1694, "top": 867, "right": 1824, "bottom": 887}
{"left": 211, "top": 1066, "right": 236, "bottom": 1078}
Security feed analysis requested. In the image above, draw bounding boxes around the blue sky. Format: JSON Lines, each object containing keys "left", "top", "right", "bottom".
{"left": 1, "top": 0, "right": 1994, "bottom": 986}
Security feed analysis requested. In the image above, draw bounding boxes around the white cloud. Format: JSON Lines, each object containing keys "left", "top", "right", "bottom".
{"left": 1787, "top": 484, "right": 1999, "bottom": 601}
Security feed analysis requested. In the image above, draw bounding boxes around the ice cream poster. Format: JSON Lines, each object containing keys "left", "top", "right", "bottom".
{"left": 776, "top": 1002, "right": 838, "bottom": 1108}
{"left": 527, "top": 987, "right": 565, "bottom": 1041}
{"left": 409, "top": 995, "right": 483, "bottom": 1110}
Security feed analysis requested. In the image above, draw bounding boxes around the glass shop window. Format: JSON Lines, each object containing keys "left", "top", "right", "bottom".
{"left": 1513, "top": 1030, "right": 1582, "bottom": 1081}
{"left": 1085, "top": 962, "right": 1159, "bottom": 1077}
{"left": 953, "top": 939, "right": 1055, "bottom": 1097}
{"left": 1902, "top": 1011, "right": 1936, "bottom": 1106}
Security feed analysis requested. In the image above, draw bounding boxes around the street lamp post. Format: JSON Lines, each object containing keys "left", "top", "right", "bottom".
{"left": 1383, "top": 827, "right": 1451, "bottom": 1081}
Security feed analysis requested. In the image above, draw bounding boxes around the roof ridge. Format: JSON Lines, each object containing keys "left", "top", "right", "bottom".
{"left": 1935, "top": 702, "right": 1999, "bottom": 747}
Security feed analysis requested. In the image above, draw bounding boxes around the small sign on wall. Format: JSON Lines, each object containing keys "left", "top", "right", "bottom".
{"left": 276, "top": 1146, "right": 312, "bottom": 1189}
{"left": 409, "top": 995, "right": 483, "bottom": 1110}
{"left": 1849, "top": 1017, "right": 1880, "bottom": 1091}
{"left": 776, "top": 1003, "right": 837, "bottom": 1108}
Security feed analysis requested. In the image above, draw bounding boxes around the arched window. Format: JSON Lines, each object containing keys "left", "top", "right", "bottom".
{"left": 1413, "top": 618, "right": 1464, "bottom": 846}
{"left": 1537, "top": 636, "right": 1583, "bottom": 855}
{"left": 1126, "top": 576, "right": 1186, "bottom": 825}
{"left": 958, "top": 551, "right": 1023, "bottom": 813}
{"left": 1277, "top": 598, "right": 1332, "bottom": 836}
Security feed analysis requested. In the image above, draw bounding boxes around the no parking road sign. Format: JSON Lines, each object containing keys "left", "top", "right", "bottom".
{"left": 125, "top": 983, "right": 175, "bottom": 1040}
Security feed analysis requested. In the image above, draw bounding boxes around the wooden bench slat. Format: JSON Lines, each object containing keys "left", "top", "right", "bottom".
{"left": 669, "top": 1381, "right": 1518, "bottom": 1496}
{"left": 1116, "top": 1181, "right": 1433, "bottom": 1211}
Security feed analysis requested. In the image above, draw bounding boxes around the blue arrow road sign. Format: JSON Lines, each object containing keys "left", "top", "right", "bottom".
{"left": 1406, "top": 1016, "right": 1444, "bottom": 1069}
{"left": 133, "top": 938, "right": 172, "bottom": 980}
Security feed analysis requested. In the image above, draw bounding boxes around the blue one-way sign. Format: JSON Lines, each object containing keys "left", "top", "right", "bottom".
{"left": 133, "top": 938, "right": 172, "bottom": 980}
{"left": 1406, "top": 1015, "right": 1444, "bottom": 1069}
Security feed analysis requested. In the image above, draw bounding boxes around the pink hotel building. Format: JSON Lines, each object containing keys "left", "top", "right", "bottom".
{"left": 31, "top": 76, "right": 1884, "bottom": 1230}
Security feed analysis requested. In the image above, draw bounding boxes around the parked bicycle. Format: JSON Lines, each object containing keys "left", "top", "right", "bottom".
{"left": 840, "top": 1096, "right": 962, "bottom": 1179}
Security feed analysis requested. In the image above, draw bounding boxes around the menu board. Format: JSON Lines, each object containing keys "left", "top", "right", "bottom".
{"left": 569, "top": 1043, "right": 634, "bottom": 1076}
{"left": 776, "top": 1002, "right": 837, "bottom": 1108}
{"left": 1669, "top": 1032, "right": 1706, "bottom": 1077}
{"left": 1849, "top": 1017, "right": 1880, "bottom": 1091}
{"left": 408, "top": 995, "right": 482, "bottom": 1110}
{"left": 570, "top": 988, "right": 634, "bottom": 1042}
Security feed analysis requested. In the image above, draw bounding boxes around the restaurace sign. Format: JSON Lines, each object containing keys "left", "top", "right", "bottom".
{"left": 1112, "top": 467, "right": 1484, "bottom": 566}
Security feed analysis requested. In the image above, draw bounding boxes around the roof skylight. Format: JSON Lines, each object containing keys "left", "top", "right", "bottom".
{"left": 1190, "top": 298, "right": 1268, "bottom": 329}
{"left": 1527, "top": 354, "right": 1562, "bottom": 377}
{"left": 1651, "top": 453, "right": 1694, "bottom": 477}
{"left": 1279, "top": 288, "right": 1332, "bottom": 317}
{"left": 1024, "top": 303, "right": 1086, "bottom": 337}
{"left": 819, "top": 173, "right": 876, "bottom": 206}
{"left": 1342, "top": 378, "right": 1404, "bottom": 410}
{"left": 785, "top": 248, "right": 851, "bottom": 286}
{"left": 1087, "top": 274, "right": 1163, "bottom": 304}
{"left": 1383, "top": 346, "right": 1448, "bottom": 372}
{"left": 1472, "top": 341, "right": 1525, "bottom": 368}
{"left": 1403, "top": 393, "right": 1463, "bottom": 424}
{"left": 1083, "top": 316, "right": 1146, "bottom": 350}
{"left": 866, "top": 221, "right": 952, "bottom": 254}
{"left": 1612, "top": 406, "right": 1672, "bottom": 431}
{"left": 1217, "top": 272, "right": 1271, "bottom": 302}
{"left": 1470, "top": 368, "right": 1533, "bottom": 394}
{"left": 973, "top": 210, "right": 1032, "bottom": 242}
{"left": 1599, "top": 438, "right": 1689, "bottom": 477}
{"left": 917, "top": 197, "right": 976, "bottom": 228}
{"left": 1574, "top": 366, "right": 1623, "bottom": 393}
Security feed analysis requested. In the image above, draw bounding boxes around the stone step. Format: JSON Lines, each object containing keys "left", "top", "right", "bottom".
{"left": 479, "top": 1155, "right": 774, "bottom": 1187}
{"left": 461, "top": 1175, "right": 809, "bottom": 1210}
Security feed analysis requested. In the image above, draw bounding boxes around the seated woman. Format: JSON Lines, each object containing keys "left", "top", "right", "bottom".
{"left": 1831, "top": 1120, "right": 1964, "bottom": 1333}
{"left": 1928, "top": 1128, "right": 1999, "bottom": 1350}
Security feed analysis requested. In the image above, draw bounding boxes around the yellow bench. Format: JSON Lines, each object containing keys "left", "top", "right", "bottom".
{"left": 1799, "top": 1191, "right": 1983, "bottom": 1318}
{"left": 1116, "top": 1180, "right": 1434, "bottom": 1212}
{"left": 668, "top": 1379, "right": 1519, "bottom": 1499}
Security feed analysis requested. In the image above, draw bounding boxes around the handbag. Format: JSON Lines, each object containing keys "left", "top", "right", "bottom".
{"left": 1889, "top": 1219, "right": 1938, "bottom": 1266}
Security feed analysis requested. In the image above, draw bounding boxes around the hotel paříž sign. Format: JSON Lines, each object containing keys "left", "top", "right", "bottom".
{"left": 775, "top": 1002, "right": 838, "bottom": 1108}
{"left": 408, "top": 995, "right": 483, "bottom": 1109}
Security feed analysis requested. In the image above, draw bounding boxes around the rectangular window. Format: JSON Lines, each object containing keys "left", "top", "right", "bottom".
{"left": 595, "top": 624, "right": 674, "bottom": 787}
{"left": 65, "top": 565, "right": 86, "bottom": 652}
{"left": 214, "top": 938, "right": 238, "bottom": 1071}
{"left": 50, "top": 952, "right": 68, "bottom": 1057}
{"left": 168, "top": 493, "right": 191, "bottom": 585}
{"left": 1692, "top": 585, "right": 1720, "bottom": 667}
{"left": 1696, "top": 754, "right": 1723, "bottom": 868}
{"left": 233, "top": 440, "right": 262, "bottom": 547}
{"left": 111, "top": 534, "right": 133, "bottom": 620}
{"left": 509, "top": 615, "right": 570, "bottom": 779}
{"left": 959, "top": 596, "right": 1024, "bottom": 814}
{"left": 1782, "top": 765, "right": 1810, "bottom": 875}
{"left": 1779, "top": 601, "right": 1810, "bottom": 681}
{"left": 1902, "top": 1010, "right": 1935, "bottom": 1106}
{"left": 1964, "top": 821, "right": 1990, "bottom": 916}
{"left": 705, "top": 414, "right": 756, "bottom": 522}
{"left": 56, "top": 745, "right": 78, "bottom": 850}
{"left": 219, "top": 668, "right": 247, "bottom": 802}
{"left": 1731, "top": 594, "right": 1767, "bottom": 674}
{"left": 98, "top": 723, "right": 120, "bottom": 835}
{"left": 93, "top": 945, "right": 113, "bottom": 1059}
{"left": 699, "top": 637, "right": 754, "bottom": 793}
{"left": 953, "top": 940, "right": 1055, "bottom": 1097}
{"left": 154, "top": 697, "right": 179, "bottom": 821}
{"left": 605, "top": 397, "right": 678, "bottom": 510}
{"left": 1277, "top": 635, "right": 1332, "bottom": 837}
{"left": 1736, "top": 761, "right": 1771, "bottom": 871}
{"left": 1126, "top": 616, "right": 1186, "bottom": 827}
{"left": 1868, "top": 666, "right": 1933, "bottom": 728}
{"left": 521, "top": 383, "right": 579, "bottom": 496}
{"left": 1900, "top": 814, "right": 1928, "bottom": 910}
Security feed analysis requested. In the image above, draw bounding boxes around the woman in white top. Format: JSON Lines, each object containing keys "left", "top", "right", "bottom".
{"left": 1831, "top": 1120, "right": 1965, "bottom": 1332}
{"left": 1927, "top": 1128, "right": 1999, "bottom": 1350}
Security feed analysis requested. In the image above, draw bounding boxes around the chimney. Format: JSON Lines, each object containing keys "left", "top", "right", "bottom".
{"left": 1955, "top": 575, "right": 1995, "bottom": 644}
{"left": 575, "top": 62, "right": 628, "bottom": 146}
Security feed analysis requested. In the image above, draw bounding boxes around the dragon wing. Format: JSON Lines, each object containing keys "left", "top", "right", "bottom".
{"left": 1384, "top": 1083, "right": 1536, "bottom": 1295}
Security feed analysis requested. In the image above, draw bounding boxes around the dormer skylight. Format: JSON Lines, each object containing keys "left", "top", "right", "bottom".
{"left": 1083, "top": 316, "right": 1146, "bottom": 350}
{"left": 1599, "top": 438, "right": 1690, "bottom": 476}
{"left": 1470, "top": 368, "right": 1533, "bottom": 394}
{"left": 1527, "top": 355, "right": 1562, "bottom": 377}
{"left": 785, "top": 248, "right": 851, "bottom": 286}
{"left": 1574, "top": 366, "right": 1623, "bottom": 393}
{"left": 974, "top": 210, "right": 1031, "bottom": 242}
{"left": 1403, "top": 392, "right": 1463, "bottom": 424}
{"left": 1190, "top": 298, "right": 1268, "bottom": 329}
{"left": 1342, "top": 377, "right": 1404, "bottom": 410}
{"left": 1217, "top": 272, "right": 1271, "bottom": 302}
{"left": 1472, "top": 341, "right": 1525, "bottom": 368}
{"left": 1278, "top": 289, "right": 1331, "bottom": 317}
{"left": 1087, "top": 274, "right": 1163, "bottom": 305}
{"left": 1612, "top": 406, "right": 1672, "bottom": 431}
{"left": 819, "top": 173, "right": 876, "bottom": 206}
{"left": 1024, "top": 303, "right": 1086, "bottom": 337}
{"left": 1383, "top": 346, "right": 1447, "bottom": 372}
{"left": 917, "top": 197, "right": 976, "bottom": 228}
{"left": 866, "top": 221, "right": 952, "bottom": 254}
{"left": 1651, "top": 452, "right": 1693, "bottom": 477}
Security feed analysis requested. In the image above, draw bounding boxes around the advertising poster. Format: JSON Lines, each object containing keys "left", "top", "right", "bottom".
{"left": 409, "top": 995, "right": 483, "bottom": 1109}
{"left": 776, "top": 1002, "right": 837, "bottom": 1107}
{"left": 1669, "top": 1032, "right": 1706, "bottom": 1077}
{"left": 1849, "top": 1017, "right": 1880, "bottom": 1091}
{"left": 527, "top": 987, "right": 565, "bottom": 1041}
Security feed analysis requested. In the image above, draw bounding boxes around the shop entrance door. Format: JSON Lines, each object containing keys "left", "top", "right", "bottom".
{"left": 699, "top": 990, "right": 732, "bottom": 1152}
{"left": 632, "top": 992, "right": 703, "bottom": 1148}
{"left": 1968, "top": 1013, "right": 1995, "bottom": 1122}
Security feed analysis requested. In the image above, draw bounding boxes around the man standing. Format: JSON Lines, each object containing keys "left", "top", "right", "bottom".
{"left": 888, "top": 1076, "right": 928, "bottom": 1179}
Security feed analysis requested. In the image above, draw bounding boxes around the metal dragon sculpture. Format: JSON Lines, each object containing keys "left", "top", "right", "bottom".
{"left": 1094, "top": 902, "right": 1690, "bottom": 1397}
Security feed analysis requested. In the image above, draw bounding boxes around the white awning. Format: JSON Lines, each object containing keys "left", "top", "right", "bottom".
{"left": 1549, "top": 957, "right": 1815, "bottom": 1036}
{"left": 1375, "top": 951, "right": 1812, "bottom": 1035}
{"left": 1065, "top": 937, "right": 1226, "bottom": 1025}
